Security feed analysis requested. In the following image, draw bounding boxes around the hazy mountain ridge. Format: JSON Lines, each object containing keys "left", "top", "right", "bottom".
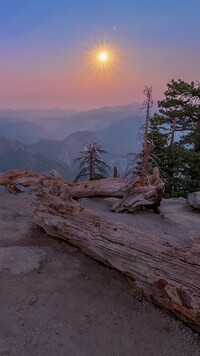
{"left": 0, "top": 136, "right": 72, "bottom": 179}
{"left": 34, "top": 131, "right": 96, "bottom": 166}
{"left": 0, "top": 108, "right": 78, "bottom": 120}
{"left": 96, "top": 115, "right": 143, "bottom": 155}
{"left": 0, "top": 104, "right": 141, "bottom": 142}
{"left": 0, "top": 104, "right": 144, "bottom": 177}
{"left": 33, "top": 115, "right": 143, "bottom": 177}
{"left": 51, "top": 104, "right": 141, "bottom": 140}
{"left": 0, "top": 117, "right": 44, "bottom": 143}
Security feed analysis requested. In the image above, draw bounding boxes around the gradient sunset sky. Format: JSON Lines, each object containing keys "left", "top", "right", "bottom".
{"left": 1, "top": 0, "right": 199, "bottom": 109}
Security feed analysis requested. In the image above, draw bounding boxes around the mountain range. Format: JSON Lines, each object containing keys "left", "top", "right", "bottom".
{"left": 0, "top": 104, "right": 144, "bottom": 178}
{"left": 0, "top": 136, "right": 72, "bottom": 179}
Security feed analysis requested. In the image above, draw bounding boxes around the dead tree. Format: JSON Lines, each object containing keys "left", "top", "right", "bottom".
{"left": 126, "top": 86, "right": 154, "bottom": 179}
{"left": 141, "top": 86, "right": 153, "bottom": 177}
{"left": 74, "top": 141, "right": 109, "bottom": 182}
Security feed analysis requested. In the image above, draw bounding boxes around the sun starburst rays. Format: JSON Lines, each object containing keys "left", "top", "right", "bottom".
{"left": 85, "top": 41, "right": 119, "bottom": 80}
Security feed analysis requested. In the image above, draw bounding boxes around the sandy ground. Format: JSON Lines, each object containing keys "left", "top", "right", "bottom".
{"left": 0, "top": 192, "right": 200, "bottom": 356}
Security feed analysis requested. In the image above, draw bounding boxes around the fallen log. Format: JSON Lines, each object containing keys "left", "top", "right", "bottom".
{"left": 0, "top": 168, "right": 164, "bottom": 212}
{"left": 0, "top": 169, "right": 127, "bottom": 198}
{"left": 1, "top": 169, "right": 200, "bottom": 331}
{"left": 31, "top": 178, "right": 200, "bottom": 332}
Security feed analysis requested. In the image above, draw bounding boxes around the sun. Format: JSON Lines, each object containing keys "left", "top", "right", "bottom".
{"left": 85, "top": 40, "right": 120, "bottom": 78}
{"left": 98, "top": 52, "right": 108, "bottom": 62}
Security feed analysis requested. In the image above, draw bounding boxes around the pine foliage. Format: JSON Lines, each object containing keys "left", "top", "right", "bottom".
{"left": 149, "top": 79, "right": 200, "bottom": 197}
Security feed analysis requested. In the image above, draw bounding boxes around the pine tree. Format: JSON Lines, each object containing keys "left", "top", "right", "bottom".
{"left": 149, "top": 79, "right": 200, "bottom": 197}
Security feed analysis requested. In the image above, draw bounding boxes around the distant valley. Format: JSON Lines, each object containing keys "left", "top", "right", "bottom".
{"left": 0, "top": 104, "right": 144, "bottom": 179}
{"left": 0, "top": 136, "right": 73, "bottom": 180}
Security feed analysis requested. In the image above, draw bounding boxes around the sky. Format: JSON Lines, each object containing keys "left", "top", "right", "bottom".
{"left": 0, "top": 0, "right": 200, "bottom": 109}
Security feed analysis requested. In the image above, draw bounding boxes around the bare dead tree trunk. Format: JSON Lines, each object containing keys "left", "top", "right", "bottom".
{"left": 89, "top": 152, "right": 93, "bottom": 181}
{"left": 113, "top": 166, "right": 118, "bottom": 178}
{"left": 141, "top": 86, "right": 153, "bottom": 178}
{"left": 195, "top": 116, "right": 200, "bottom": 151}
{"left": 167, "top": 118, "right": 176, "bottom": 195}
{"left": 169, "top": 119, "right": 176, "bottom": 153}
{"left": 197, "top": 116, "right": 200, "bottom": 131}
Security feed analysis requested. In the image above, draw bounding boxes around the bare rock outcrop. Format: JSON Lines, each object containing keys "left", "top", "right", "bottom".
{"left": 188, "top": 192, "right": 200, "bottom": 211}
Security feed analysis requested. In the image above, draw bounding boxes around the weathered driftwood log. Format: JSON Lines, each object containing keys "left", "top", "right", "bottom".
{"left": 31, "top": 178, "right": 200, "bottom": 332}
{"left": 0, "top": 170, "right": 41, "bottom": 194}
{"left": 0, "top": 169, "right": 127, "bottom": 198}
{"left": 0, "top": 168, "right": 164, "bottom": 212}
{"left": 0, "top": 169, "right": 200, "bottom": 331}
{"left": 112, "top": 167, "right": 164, "bottom": 213}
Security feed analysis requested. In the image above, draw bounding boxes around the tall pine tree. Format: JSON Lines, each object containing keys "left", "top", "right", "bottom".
{"left": 149, "top": 79, "right": 200, "bottom": 197}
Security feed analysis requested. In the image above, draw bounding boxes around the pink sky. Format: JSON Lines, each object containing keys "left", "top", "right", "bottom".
{"left": 0, "top": 49, "right": 200, "bottom": 109}
{"left": 1, "top": 1, "right": 199, "bottom": 110}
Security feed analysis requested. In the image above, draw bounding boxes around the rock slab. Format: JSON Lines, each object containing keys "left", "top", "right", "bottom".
{"left": 0, "top": 246, "right": 46, "bottom": 274}
{"left": 188, "top": 192, "right": 200, "bottom": 211}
